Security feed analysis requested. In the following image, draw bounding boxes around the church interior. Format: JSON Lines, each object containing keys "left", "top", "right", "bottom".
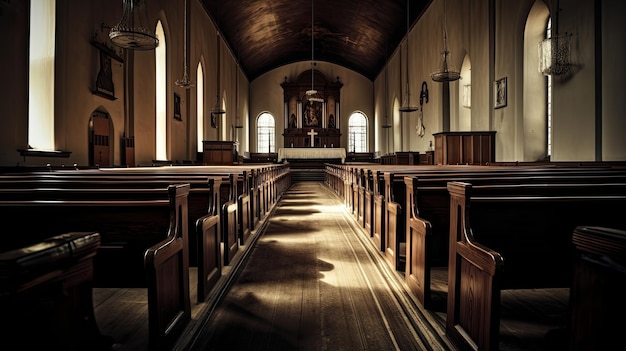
{"left": 1, "top": 0, "right": 625, "bottom": 350}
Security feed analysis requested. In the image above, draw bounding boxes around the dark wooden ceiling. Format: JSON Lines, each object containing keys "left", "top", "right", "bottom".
{"left": 200, "top": 0, "right": 432, "bottom": 81}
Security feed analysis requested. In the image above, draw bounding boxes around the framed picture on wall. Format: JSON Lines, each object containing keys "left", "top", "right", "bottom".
{"left": 174, "top": 93, "right": 182, "bottom": 120}
{"left": 494, "top": 77, "right": 507, "bottom": 109}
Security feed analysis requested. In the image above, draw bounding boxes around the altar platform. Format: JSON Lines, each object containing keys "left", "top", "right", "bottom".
{"left": 278, "top": 147, "right": 346, "bottom": 163}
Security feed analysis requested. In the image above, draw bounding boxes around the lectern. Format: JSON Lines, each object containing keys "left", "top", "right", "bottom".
{"left": 202, "top": 141, "right": 237, "bottom": 165}
{"left": 433, "top": 131, "right": 496, "bottom": 165}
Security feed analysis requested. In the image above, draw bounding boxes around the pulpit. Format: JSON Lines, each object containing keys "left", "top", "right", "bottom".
{"left": 202, "top": 140, "right": 237, "bottom": 165}
{"left": 433, "top": 131, "right": 496, "bottom": 165}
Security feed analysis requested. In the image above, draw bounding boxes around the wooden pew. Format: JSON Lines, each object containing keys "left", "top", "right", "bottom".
{"left": 0, "top": 171, "right": 227, "bottom": 298}
{"left": 384, "top": 165, "right": 624, "bottom": 271}
{"left": 0, "top": 184, "right": 191, "bottom": 351}
{"left": 404, "top": 169, "right": 626, "bottom": 309}
{"left": 570, "top": 225, "right": 626, "bottom": 351}
{"left": 446, "top": 181, "right": 626, "bottom": 351}
{"left": 0, "top": 164, "right": 291, "bottom": 302}
{"left": 0, "top": 232, "right": 107, "bottom": 350}
{"left": 327, "top": 163, "right": 626, "bottom": 310}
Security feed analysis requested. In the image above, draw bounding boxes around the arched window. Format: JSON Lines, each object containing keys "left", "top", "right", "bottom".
{"left": 155, "top": 21, "right": 167, "bottom": 160}
{"left": 545, "top": 17, "right": 553, "bottom": 157}
{"left": 523, "top": 1, "right": 550, "bottom": 161}
{"left": 257, "top": 113, "right": 275, "bottom": 153}
{"left": 348, "top": 112, "right": 368, "bottom": 153}
{"left": 197, "top": 62, "right": 204, "bottom": 153}
{"left": 28, "top": 0, "right": 56, "bottom": 150}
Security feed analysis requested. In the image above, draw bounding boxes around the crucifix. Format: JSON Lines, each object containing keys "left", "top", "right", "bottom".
{"left": 307, "top": 128, "right": 318, "bottom": 147}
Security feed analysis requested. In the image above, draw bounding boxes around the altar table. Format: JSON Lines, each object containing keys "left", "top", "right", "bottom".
{"left": 278, "top": 148, "right": 346, "bottom": 163}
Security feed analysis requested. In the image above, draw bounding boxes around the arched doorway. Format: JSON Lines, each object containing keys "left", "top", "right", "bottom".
{"left": 89, "top": 111, "right": 112, "bottom": 166}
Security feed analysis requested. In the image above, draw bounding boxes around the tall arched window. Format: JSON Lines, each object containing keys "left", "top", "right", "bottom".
{"left": 197, "top": 62, "right": 204, "bottom": 153}
{"left": 523, "top": 1, "right": 550, "bottom": 161}
{"left": 348, "top": 112, "right": 368, "bottom": 153}
{"left": 155, "top": 21, "right": 167, "bottom": 160}
{"left": 28, "top": 0, "right": 56, "bottom": 150}
{"left": 545, "top": 17, "right": 553, "bottom": 158}
{"left": 256, "top": 113, "right": 275, "bottom": 153}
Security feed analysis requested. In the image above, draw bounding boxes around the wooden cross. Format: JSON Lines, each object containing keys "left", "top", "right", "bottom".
{"left": 307, "top": 128, "right": 318, "bottom": 147}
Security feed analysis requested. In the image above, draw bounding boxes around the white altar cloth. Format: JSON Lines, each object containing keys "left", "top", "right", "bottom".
{"left": 278, "top": 147, "right": 346, "bottom": 163}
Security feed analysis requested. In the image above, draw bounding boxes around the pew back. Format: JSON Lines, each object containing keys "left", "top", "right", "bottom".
{"left": 446, "top": 181, "right": 626, "bottom": 351}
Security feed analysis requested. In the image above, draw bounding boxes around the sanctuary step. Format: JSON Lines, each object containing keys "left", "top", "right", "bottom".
{"left": 290, "top": 168, "right": 325, "bottom": 182}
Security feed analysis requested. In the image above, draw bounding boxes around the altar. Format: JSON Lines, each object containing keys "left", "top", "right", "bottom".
{"left": 278, "top": 147, "right": 346, "bottom": 163}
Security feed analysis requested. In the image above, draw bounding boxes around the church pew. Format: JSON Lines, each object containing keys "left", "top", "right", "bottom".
{"left": 0, "top": 164, "right": 289, "bottom": 260}
{"left": 0, "top": 172, "right": 229, "bottom": 299}
{"left": 0, "top": 163, "right": 291, "bottom": 301}
{"left": 378, "top": 165, "right": 626, "bottom": 270}
{"left": 0, "top": 232, "right": 108, "bottom": 350}
{"left": 0, "top": 184, "right": 192, "bottom": 351}
{"left": 327, "top": 163, "right": 626, "bottom": 307}
{"left": 570, "top": 225, "right": 626, "bottom": 351}
{"left": 403, "top": 169, "right": 626, "bottom": 309}
{"left": 446, "top": 181, "right": 626, "bottom": 351}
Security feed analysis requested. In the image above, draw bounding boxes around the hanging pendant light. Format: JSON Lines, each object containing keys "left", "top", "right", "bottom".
{"left": 235, "top": 49, "right": 243, "bottom": 129}
{"left": 211, "top": 30, "right": 225, "bottom": 115}
{"left": 399, "top": 0, "right": 418, "bottom": 113}
{"left": 109, "top": 0, "right": 159, "bottom": 50}
{"left": 383, "top": 41, "right": 392, "bottom": 128}
{"left": 306, "top": 0, "right": 324, "bottom": 103}
{"left": 431, "top": 0, "right": 461, "bottom": 82}
{"left": 538, "top": 1, "right": 571, "bottom": 76}
{"left": 175, "top": 0, "right": 193, "bottom": 88}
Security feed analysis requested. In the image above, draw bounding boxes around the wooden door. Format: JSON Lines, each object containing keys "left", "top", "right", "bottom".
{"left": 91, "top": 112, "right": 111, "bottom": 166}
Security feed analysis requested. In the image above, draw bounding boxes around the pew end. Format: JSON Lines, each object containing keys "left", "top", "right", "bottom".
{"left": 0, "top": 232, "right": 113, "bottom": 350}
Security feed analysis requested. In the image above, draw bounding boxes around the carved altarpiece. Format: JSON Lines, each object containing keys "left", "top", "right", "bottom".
{"left": 281, "top": 70, "right": 343, "bottom": 148}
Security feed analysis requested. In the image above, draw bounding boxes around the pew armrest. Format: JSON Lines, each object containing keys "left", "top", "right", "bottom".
{"left": 0, "top": 232, "right": 100, "bottom": 295}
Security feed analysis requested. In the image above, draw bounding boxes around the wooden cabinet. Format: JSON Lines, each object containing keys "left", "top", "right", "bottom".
{"left": 202, "top": 141, "right": 237, "bottom": 165}
{"left": 433, "top": 131, "right": 495, "bottom": 165}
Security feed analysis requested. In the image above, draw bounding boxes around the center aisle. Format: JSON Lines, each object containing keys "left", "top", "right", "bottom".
{"left": 191, "top": 181, "right": 454, "bottom": 351}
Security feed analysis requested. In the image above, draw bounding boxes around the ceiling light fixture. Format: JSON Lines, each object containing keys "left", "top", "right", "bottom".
{"left": 399, "top": 0, "right": 418, "bottom": 113}
{"left": 235, "top": 47, "right": 243, "bottom": 129}
{"left": 306, "top": 0, "right": 324, "bottom": 103}
{"left": 431, "top": 0, "right": 461, "bottom": 82}
{"left": 109, "top": 0, "right": 159, "bottom": 50}
{"left": 175, "top": 0, "right": 193, "bottom": 88}
{"left": 539, "top": 1, "right": 571, "bottom": 76}
{"left": 211, "top": 30, "right": 225, "bottom": 115}
{"left": 383, "top": 41, "right": 392, "bottom": 128}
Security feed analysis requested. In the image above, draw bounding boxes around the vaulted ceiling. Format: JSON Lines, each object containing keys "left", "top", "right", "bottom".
{"left": 200, "top": 0, "right": 432, "bottom": 81}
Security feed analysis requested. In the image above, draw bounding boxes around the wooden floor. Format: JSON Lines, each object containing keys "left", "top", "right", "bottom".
{"left": 92, "top": 181, "right": 570, "bottom": 351}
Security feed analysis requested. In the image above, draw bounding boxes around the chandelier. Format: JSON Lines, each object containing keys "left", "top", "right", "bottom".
{"left": 431, "top": 0, "right": 461, "bottom": 82}
{"left": 109, "top": 0, "right": 159, "bottom": 50}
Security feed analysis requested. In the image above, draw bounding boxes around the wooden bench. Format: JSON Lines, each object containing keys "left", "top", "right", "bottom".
{"left": 0, "top": 232, "right": 107, "bottom": 350}
{"left": 570, "top": 225, "right": 626, "bottom": 351}
{"left": 403, "top": 168, "right": 626, "bottom": 309}
{"left": 327, "top": 163, "right": 626, "bottom": 310}
{"left": 0, "top": 184, "right": 191, "bottom": 350}
{"left": 0, "top": 164, "right": 291, "bottom": 302}
{"left": 446, "top": 181, "right": 626, "bottom": 351}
